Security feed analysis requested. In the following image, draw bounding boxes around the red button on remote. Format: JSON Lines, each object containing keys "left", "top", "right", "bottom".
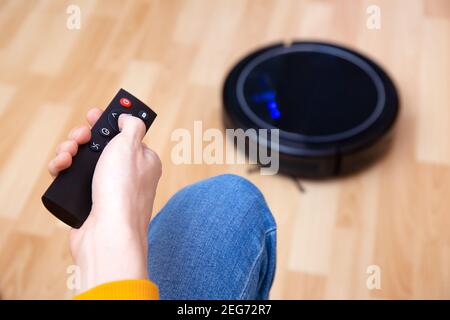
{"left": 119, "top": 98, "right": 132, "bottom": 108}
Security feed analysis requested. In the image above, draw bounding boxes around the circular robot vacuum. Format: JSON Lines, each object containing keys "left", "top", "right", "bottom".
{"left": 223, "top": 42, "right": 399, "bottom": 177}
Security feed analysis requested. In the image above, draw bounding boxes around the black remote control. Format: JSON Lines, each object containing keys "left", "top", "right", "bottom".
{"left": 42, "top": 89, "right": 157, "bottom": 228}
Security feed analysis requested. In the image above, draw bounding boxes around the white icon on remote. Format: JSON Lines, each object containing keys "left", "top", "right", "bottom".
{"left": 91, "top": 142, "right": 100, "bottom": 150}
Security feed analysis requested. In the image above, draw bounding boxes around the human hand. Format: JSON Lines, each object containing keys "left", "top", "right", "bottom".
{"left": 48, "top": 108, "right": 162, "bottom": 292}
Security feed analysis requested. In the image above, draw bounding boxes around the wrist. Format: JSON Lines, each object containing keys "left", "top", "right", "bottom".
{"left": 71, "top": 215, "right": 149, "bottom": 293}
{"left": 89, "top": 205, "right": 150, "bottom": 243}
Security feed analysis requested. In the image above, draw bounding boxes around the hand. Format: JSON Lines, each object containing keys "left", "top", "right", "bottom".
{"left": 48, "top": 108, "right": 162, "bottom": 292}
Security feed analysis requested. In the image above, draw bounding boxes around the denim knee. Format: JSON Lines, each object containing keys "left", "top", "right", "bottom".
{"left": 169, "top": 174, "right": 276, "bottom": 232}
{"left": 148, "top": 174, "right": 277, "bottom": 299}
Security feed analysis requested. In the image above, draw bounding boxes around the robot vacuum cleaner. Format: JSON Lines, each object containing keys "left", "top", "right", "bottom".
{"left": 223, "top": 42, "right": 399, "bottom": 177}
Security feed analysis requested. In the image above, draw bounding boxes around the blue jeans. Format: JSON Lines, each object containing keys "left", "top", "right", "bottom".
{"left": 147, "top": 174, "right": 277, "bottom": 300}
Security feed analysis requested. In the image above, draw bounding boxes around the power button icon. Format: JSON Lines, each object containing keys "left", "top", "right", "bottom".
{"left": 99, "top": 127, "right": 111, "bottom": 137}
{"left": 119, "top": 98, "right": 132, "bottom": 108}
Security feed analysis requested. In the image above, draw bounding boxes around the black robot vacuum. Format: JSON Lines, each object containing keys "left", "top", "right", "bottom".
{"left": 223, "top": 42, "right": 399, "bottom": 178}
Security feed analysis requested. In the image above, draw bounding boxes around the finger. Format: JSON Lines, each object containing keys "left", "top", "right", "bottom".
{"left": 118, "top": 114, "right": 146, "bottom": 142}
{"left": 86, "top": 107, "right": 103, "bottom": 127}
{"left": 141, "top": 143, "right": 162, "bottom": 172}
{"left": 68, "top": 125, "right": 91, "bottom": 145}
{"left": 143, "top": 146, "right": 157, "bottom": 161}
{"left": 141, "top": 142, "right": 153, "bottom": 157}
{"left": 48, "top": 152, "right": 72, "bottom": 177}
{"left": 56, "top": 140, "right": 78, "bottom": 156}
{"left": 141, "top": 141, "right": 150, "bottom": 150}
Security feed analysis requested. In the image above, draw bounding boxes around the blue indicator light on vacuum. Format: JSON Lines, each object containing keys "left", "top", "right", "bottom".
{"left": 270, "top": 108, "right": 281, "bottom": 119}
{"left": 251, "top": 91, "right": 276, "bottom": 103}
{"left": 267, "top": 101, "right": 278, "bottom": 109}
{"left": 267, "top": 101, "right": 280, "bottom": 119}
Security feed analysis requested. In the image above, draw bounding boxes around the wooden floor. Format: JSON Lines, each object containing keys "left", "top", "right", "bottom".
{"left": 0, "top": 0, "right": 449, "bottom": 299}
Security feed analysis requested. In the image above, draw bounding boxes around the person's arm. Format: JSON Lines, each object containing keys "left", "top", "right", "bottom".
{"left": 48, "top": 108, "right": 161, "bottom": 299}
{"left": 72, "top": 280, "right": 159, "bottom": 300}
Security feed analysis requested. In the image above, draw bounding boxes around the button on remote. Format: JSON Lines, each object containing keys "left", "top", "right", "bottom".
{"left": 89, "top": 141, "right": 102, "bottom": 152}
{"left": 138, "top": 110, "right": 149, "bottom": 120}
{"left": 107, "top": 109, "right": 127, "bottom": 131}
{"left": 99, "top": 127, "right": 111, "bottom": 137}
{"left": 119, "top": 97, "right": 132, "bottom": 108}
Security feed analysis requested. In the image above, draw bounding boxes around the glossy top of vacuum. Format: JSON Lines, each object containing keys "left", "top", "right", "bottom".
{"left": 223, "top": 41, "right": 399, "bottom": 176}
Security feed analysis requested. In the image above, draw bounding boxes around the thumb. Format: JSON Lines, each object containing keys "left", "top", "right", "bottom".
{"left": 118, "top": 114, "right": 146, "bottom": 141}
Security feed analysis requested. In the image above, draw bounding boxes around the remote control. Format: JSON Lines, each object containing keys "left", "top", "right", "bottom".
{"left": 42, "top": 89, "right": 157, "bottom": 228}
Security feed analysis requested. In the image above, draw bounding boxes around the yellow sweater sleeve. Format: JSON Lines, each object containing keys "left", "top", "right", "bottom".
{"left": 73, "top": 279, "right": 159, "bottom": 300}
